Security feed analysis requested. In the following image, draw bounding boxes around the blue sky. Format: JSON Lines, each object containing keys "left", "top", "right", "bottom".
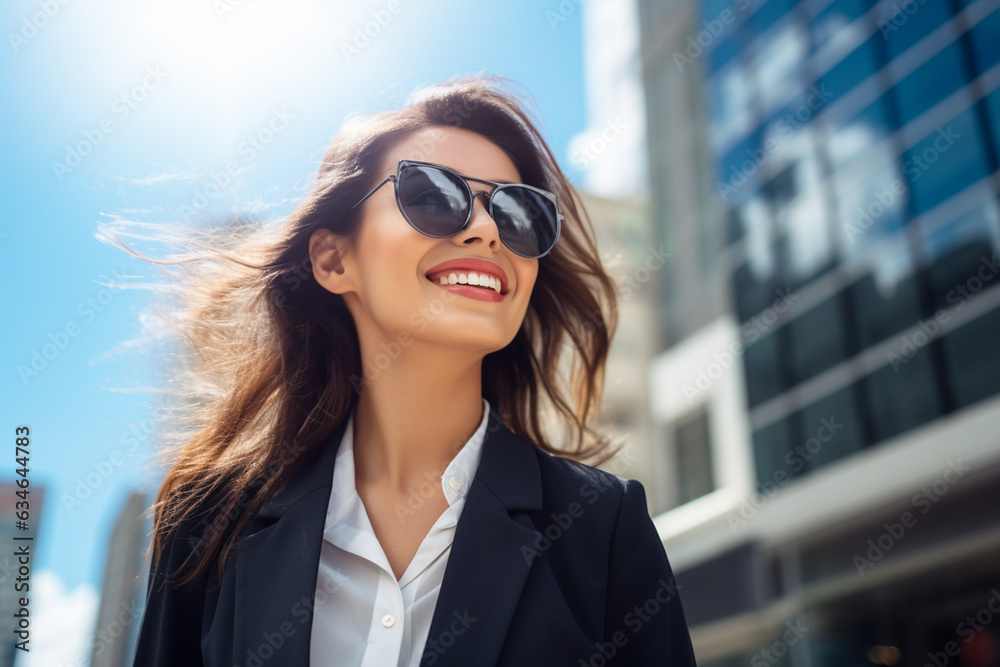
{"left": 1, "top": 0, "right": 588, "bottom": 645}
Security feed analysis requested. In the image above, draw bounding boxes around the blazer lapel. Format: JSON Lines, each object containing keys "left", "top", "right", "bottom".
{"left": 420, "top": 404, "right": 543, "bottom": 667}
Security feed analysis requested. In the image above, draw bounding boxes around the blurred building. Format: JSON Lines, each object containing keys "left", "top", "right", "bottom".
{"left": 0, "top": 482, "right": 43, "bottom": 667}
{"left": 573, "top": 192, "right": 664, "bottom": 502}
{"left": 90, "top": 489, "right": 149, "bottom": 667}
{"left": 632, "top": 0, "right": 1000, "bottom": 666}
{"left": 562, "top": 0, "right": 667, "bottom": 502}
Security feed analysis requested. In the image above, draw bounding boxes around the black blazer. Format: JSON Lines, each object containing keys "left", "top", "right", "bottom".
{"left": 133, "top": 403, "right": 698, "bottom": 666}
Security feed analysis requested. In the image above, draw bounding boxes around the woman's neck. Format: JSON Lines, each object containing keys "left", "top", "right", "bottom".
{"left": 350, "top": 347, "right": 486, "bottom": 495}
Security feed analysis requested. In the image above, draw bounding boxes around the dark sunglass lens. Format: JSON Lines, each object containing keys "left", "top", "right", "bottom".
{"left": 491, "top": 187, "right": 559, "bottom": 258}
{"left": 396, "top": 164, "right": 469, "bottom": 236}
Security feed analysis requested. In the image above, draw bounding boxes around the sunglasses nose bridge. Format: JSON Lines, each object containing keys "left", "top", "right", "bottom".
{"left": 467, "top": 189, "right": 495, "bottom": 222}
{"left": 462, "top": 189, "right": 502, "bottom": 241}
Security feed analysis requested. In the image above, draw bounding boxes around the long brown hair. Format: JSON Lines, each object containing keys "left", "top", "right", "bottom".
{"left": 103, "top": 75, "right": 621, "bottom": 589}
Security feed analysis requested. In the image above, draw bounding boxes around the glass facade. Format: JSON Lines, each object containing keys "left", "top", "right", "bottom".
{"left": 699, "top": 0, "right": 1000, "bottom": 488}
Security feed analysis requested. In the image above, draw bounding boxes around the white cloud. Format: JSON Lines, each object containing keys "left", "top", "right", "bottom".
{"left": 21, "top": 570, "right": 99, "bottom": 667}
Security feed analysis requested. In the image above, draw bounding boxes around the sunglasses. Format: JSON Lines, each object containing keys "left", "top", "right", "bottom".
{"left": 351, "top": 159, "right": 562, "bottom": 259}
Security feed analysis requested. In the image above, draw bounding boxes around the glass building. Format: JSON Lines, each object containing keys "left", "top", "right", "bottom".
{"left": 633, "top": 0, "right": 1000, "bottom": 665}
{"left": 708, "top": 0, "right": 1000, "bottom": 486}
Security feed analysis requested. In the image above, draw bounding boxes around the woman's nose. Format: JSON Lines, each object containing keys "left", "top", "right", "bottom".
{"left": 470, "top": 190, "right": 491, "bottom": 209}
{"left": 460, "top": 191, "right": 502, "bottom": 245}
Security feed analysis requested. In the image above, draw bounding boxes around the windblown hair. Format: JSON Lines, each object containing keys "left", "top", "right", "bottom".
{"left": 104, "top": 75, "right": 621, "bottom": 590}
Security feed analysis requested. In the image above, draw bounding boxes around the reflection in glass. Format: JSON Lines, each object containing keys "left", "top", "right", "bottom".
{"left": 919, "top": 199, "right": 1000, "bottom": 314}
{"left": 893, "top": 42, "right": 966, "bottom": 127}
{"left": 820, "top": 34, "right": 882, "bottom": 108}
{"left": 849, "top": 240, "right": 923, "bottom": 349}
{"left": 876, "top": 0, "right": 952, "bottom": 61}
{"left": 759, "top": 88, "right": 827, "bottom": 171}
{"left": 754, "top": 22, "right": 810, "bottom": 111}
{"left": 709, "top": 33, "right": 742, "bottom": 75}
{"left": 710, "top": 73, "right": 757, "bottom": 157}
{"left": 707, "top": 8, "right": 754, "bottom": 156}
{"left": 809, "top": 0, "right": 869, "bottom": 51}
{"left": 835, "top": 161, "right": 908, "bottom": 259}
{"left": 771, "top": 148, "right": 835, "bottom": 289}
{"left": 732, "top": 196, "right": 777, "bottom": 322}
{"left": 903, "top": 107, "right": 990, "bottom": 217}
{"left": 825, "top": 94, "right": 895, "bottom": 172}
{"left": 967, "top": 7, "right": 1000, "bottom": 76}
{"left": 751, "top": 0, "right": 797, "bottom": 36}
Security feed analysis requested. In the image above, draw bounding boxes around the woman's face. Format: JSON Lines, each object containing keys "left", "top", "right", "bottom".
{"left": 311, "top": 126, "right": 539, "bottom": 358}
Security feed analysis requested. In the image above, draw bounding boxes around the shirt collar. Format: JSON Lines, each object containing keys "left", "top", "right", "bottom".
{"left": 440, "top": 396, "right": 490, "bottom": 504}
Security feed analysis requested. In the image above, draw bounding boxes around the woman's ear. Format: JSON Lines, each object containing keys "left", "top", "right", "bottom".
{"left": 309, "top": 228, "right": 352, "bottom": 294}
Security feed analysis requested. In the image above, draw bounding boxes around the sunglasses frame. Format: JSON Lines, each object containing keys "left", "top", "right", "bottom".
{"left": 350, "top": 159, "right": 562, "bottom": 259}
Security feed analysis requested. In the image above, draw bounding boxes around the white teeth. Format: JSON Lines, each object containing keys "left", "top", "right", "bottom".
{"left": 435, "top": 271, "right": 502, "bottom": 293}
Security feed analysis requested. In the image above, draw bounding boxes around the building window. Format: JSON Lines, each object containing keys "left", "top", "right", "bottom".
{"left": 824, "top": 93, "right": 895, "bottom": 173}
{"left": 941, "top": 305, "right": 1000, "bottom": 410}
{"left": 877, "top": 0, "right": 953, "bottom": 62}
{"left": 796, "top": 382, "right": 868, "bottom": 471}
{"left": 893, "top": 42, "right": 967, "bottom": 127}
{"left": 918, "top": 198, "right": 1000, "bottom": 314}
{"left": 968, "top": 7, "right": 1000, "bottom": 76}
{"left": 809, "top": 0, "right": 870, "bottom": 51}
{"left": 848, "top": 246, "right": 923, "bottom": 349}
{"left": 903, "top": 106, "right": 991, "bottom": 217}
{"left": 819, "top": 33, "right": 883, "bottom": 108}
{"left": 752, "top": 415, "right": 796, "bottom": 490}
{"left": 674, "top": 409, "right": 716, "bottom": 505}
{"left": 744, "top": 329, "right": 788, "bottom": 407}
{"left": 864, "top": 349, "right": 945, "bottom": 444}
{"left": 786, "top": 291, "right": 852, "bottom": 386}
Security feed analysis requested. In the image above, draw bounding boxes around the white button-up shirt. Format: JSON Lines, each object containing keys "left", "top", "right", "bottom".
{"left": 309, "top": 397, "right": 491, "bottom": 667}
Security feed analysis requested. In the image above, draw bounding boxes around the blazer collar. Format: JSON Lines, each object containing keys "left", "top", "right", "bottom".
{"left": 230, "top": 402, "right": 543, "bottom": 667}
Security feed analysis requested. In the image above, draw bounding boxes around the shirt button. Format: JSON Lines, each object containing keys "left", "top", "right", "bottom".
{"left": 381, "top": 614, "right": 396, "bottom": 628}
{"left": 448, "top": 476, "right": 462, "bottom": 492}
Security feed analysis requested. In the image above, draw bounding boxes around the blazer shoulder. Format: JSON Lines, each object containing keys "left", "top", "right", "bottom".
{"left": 526, "top": 448, "right": 696, "bottom": 667}
{"left": 527, "top": 445, "right": 645, "bottom": 526}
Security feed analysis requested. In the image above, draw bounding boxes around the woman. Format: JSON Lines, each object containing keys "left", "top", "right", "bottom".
{"left": 128, "top": 75, "right": 697, "bottom": 667}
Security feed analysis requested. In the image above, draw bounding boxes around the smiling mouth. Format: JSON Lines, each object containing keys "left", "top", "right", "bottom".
{"left": 424, "top": 271, "right": 507, "bottom": 295}
{"left": 424, "top": 274, "right": 507, "bottom": 301}
{"left": 427, "top": 276, "right": 499, "bottom": 292}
